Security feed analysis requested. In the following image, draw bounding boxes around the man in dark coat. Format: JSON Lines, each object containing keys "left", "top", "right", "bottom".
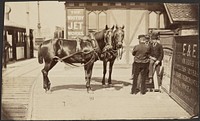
{"left": 131, "top": 35, "right": 151, "bottom": 95}
{"left": 3, "top": 32, "right": 11, "bottom": 69}
{"left": 148, "top": 33, "right": 164, "bottom": 92}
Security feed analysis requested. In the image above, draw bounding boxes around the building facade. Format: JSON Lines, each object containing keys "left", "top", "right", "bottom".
{"left": 64, "top": 1, "right": 169, "bottom": 64}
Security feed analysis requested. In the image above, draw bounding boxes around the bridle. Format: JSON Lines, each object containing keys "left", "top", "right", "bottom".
{"left": 111, "top": 26, "right": 125, "bottom": 59}
{"left": 102, "top": 28, "right": 114, "bottom": 52}
{"left": 112, "top": 27, "right": 124, "bottom": 49}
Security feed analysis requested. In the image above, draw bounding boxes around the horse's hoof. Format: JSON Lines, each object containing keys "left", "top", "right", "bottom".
{"left": 87, "top": 90, "right": 94, "bottom": 94}
{"left": 87, "top": 87, "right": 92, "bottom": 93}
{"left": 47, "top": 87, "right": 51, "bottom": 91}
{"left": 108, "top": 83, "right": 113, "bottom": 87}
{"left": 47, "top": 83, "right": 51, "bottom": 89}
{"left": 45, "top": 89, "right": 52, "bottom": 94}
{"left": 102, "top": 84, "right": 106, "bottom": 88}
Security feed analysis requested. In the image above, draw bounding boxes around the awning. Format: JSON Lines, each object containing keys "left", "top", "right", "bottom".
{"left": 4, "top": 19, "right": 26, "bottom": 29}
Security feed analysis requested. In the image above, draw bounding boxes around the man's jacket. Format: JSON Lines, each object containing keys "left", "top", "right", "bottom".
{"left": 149, "top": 43, "right": 164, "bottom": 65}
{"left": 132, "top": 43, "right": 151, "bottom": 63}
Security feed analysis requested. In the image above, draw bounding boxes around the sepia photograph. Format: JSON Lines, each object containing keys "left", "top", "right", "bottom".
{"left": 1, "top": 0, "right": 199, "bottom": 120}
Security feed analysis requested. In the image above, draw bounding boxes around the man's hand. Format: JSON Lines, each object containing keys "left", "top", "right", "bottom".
{"left": 155, "top": 60, "right": 160, "bottom": 65}
{"left": 149, "top": 56, "right": 156, "bottom": 61}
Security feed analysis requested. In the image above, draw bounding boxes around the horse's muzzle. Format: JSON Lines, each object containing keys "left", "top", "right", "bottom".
{"left": 116, "top": 42, "right": 123, "bottom": 48}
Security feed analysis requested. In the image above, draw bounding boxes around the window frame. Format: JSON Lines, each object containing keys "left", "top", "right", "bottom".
{"left": 87, "top": 10, "right": 107, "bottom": 33}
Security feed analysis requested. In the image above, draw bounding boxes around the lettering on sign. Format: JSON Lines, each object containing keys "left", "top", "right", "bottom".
{"left": 174, "top": 71, "right": 198, "bottom": 87}
{"left": 172, "top": 84, "right": 196, "bottom": 106}
{"left": 68, "top": 32, "right": 84, "bottom": 36}
{"left": 174, "top": 63, "right": 187, "bottom": 73}
{"left": 182, "top": 43, "right": 197, "bottom": 58}
{"left": 67, "top": 16, "right": 84, "bottom": 20}
{"left": 67, "top": 9, "right": 85, "bottom": 39}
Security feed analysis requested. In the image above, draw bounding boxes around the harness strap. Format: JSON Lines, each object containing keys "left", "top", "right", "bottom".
{"left": 76, "top": 38, "right": 81, "bottom": 52}
{"left": 54, "top": 50, "right": 94, "bottom": 62}
{"left": 89, "top": 33, "right": 97, "bottom": 48}
{"left": 54, "top": 50, "right": 97, "bottom": 67}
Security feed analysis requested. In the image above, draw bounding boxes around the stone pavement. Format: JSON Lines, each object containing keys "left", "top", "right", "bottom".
{"left": 1, "top": 56, "right": 192, "bottom": 120}
{"left": 1, "top": 58, "right": 43, "bottom": 120}
{"left": 26, "top": 60, "right": 191, "bottom": 120}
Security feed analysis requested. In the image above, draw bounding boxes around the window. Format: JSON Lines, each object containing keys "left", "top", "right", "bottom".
{"left": 88, "top": 11, "right": 97, "bottom": 32}
{"left": 99, "top": 11, "right": 107, "bottom": 30}
{"left": 17, "top": 31, "right": 25, "bottom": 43}
{"left": 149, "top": 11, "right": 157, "bottom": 28}
{"left": 88, "top": 10, "right": 107, "bottom": 33}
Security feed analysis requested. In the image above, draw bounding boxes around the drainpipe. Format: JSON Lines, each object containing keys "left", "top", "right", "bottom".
{"left": 26, "top": 2, "right": 30, "bottom": 59}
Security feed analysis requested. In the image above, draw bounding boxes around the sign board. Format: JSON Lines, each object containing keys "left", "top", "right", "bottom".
{"left": 161, "top": 48, "right": 173, "bottom": 93}
{"left": 67, "top": 9, "right": 85, "bottom": 39}
{"left": 170, "top": 35, "right": 199, "bottom": 116}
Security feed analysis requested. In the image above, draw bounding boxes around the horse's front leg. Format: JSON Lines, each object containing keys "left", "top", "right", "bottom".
{"left": 84, "top": 62, "right": 94, "bottom": 92}
{"left": 102, "top": 60, "right": 107, "bottom": 86}
{"left": 108, "top": 59, "right": 115, "bottom": 86}
{"left": 42, "top": 63, "right": 51, "bottom": 92}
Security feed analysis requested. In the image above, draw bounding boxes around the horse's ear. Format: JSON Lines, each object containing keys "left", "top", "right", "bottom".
{"left": 111, "top": 25, "right": 115, "bottom": 30}
{"left": 116, "top": 24, "right": 118, "bottom": 29}
{"left": 105, "top": 25, "right": 108, "bottom": 30}
{"left": 122, "top": 25, "right": 125, "bottom": 29}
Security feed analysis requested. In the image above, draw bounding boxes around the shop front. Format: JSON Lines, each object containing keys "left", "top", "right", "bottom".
{"left": 3, "top": 20, "right": 34, "bottom": 65}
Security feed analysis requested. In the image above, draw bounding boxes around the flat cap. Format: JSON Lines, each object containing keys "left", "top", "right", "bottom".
{"left": 151, "top": 33, "right": 159, "bottom": 39}
{"left": 138, "top": 34, "right": 146, "bottom": 39}
{"left": 145, "top": 35, "right": 150, "bottom": 39}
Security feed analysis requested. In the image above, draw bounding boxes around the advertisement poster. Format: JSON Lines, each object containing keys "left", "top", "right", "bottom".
{"left": 67, "top": 8, "right": 85, "bottom": 39}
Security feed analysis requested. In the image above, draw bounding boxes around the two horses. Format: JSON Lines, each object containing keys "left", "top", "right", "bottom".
{"left": 38, "top": 25, "right": 124, "bottom": 92}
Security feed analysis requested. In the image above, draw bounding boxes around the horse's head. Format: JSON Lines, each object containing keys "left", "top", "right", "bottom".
{"left": 113, "top": 25, "right": 125, "bottom": 59}
{"left": 113, "top": 25, "right": 124, "bottom": 49}
{"left": 103, "top": 25, "right": 114, "bottom": 50}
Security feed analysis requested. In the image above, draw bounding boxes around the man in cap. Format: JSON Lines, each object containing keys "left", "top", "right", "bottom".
{"left": 131, "top": 34, "right": 151, "bottom": 95}
{"left": 148, "top": 33, "right": 164, "bottom": 92}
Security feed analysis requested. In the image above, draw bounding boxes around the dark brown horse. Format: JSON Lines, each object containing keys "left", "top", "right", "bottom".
{"left": 101, "top": 25, "right": 125, "bottom": 86}
{"left": 38, "top": 25, "right": 114, "bottom": 92}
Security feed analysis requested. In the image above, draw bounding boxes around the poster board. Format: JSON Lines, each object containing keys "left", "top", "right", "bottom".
{"left": 66, "top": 8, "right": 86, "bottom": 39}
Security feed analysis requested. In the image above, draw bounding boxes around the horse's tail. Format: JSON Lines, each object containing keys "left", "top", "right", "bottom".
{"left": 38, "top": 43, "right": 43, "bottom": 64}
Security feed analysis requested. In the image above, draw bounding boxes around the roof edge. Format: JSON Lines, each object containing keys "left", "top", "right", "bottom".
{"left": 163, "top": 3, "right": 174, "bottom": 24}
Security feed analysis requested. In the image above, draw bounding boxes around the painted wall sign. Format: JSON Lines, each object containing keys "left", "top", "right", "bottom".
{"left": 171, "top": 35, "right": 199, "bottom": 116}
{"left": 67, "top": 9, "right": 85, "bottom": 39}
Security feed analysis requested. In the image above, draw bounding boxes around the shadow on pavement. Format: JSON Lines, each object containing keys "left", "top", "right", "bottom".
{"left": 50, "top": 77, "right": 132, "bottom": 92}
{"left": 92, "top": 77, "right": 131, "bottom": 86}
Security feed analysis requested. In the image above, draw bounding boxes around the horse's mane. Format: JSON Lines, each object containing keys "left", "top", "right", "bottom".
{"left": 94, "top": 29, "right": 106, "bottom": 41}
